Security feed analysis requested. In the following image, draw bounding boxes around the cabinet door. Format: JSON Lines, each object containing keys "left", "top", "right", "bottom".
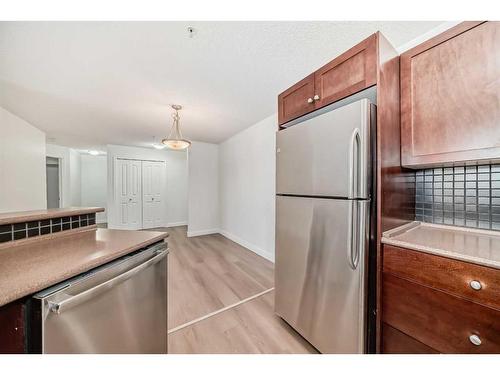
{"left": 401, "top": 21, "right": 500, "bottom": 167}
{"left": 0, "top": 301, "right": 25, "bottom": 354}
{"left": 314, "top": 34, "right": 377, "bottom": 109}
{"left": 278, "top": 74, "right": 315, "bottom": 126}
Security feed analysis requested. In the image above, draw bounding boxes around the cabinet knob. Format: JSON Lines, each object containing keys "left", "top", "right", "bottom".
{"left": 469, "top": 334, "right": 482, "bottom": 346}
{"left": 307, "top": 97, "right": 313, "bottom": 104}
{"left": 313, "top": 94, "right": 320, "bottom": 101}
{"left": 470, "top": 280, "right": 482, "bottom": 291}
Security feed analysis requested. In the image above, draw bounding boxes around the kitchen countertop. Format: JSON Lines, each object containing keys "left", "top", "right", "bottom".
{"left": 0, "top": 207, "right": 105, "bottom": 225}
{"left": 0, "top": 228, "right": 168, "bottom": 307}
{"left": 382, "top": 221, "right": 500, "bottom": 270}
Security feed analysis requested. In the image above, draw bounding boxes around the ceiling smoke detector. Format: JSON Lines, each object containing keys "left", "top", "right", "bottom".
{"left": 187, "top": 27, "right": 196, "bottom": 38}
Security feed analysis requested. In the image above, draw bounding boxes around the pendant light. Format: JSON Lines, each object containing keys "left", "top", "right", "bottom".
{"left": 162, "top": 104, "right": 191, "bottom": 150}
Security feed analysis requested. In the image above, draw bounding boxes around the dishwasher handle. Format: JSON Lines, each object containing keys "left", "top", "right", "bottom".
{"left": 49, "top": 248, "right": 167, "bottom": 315}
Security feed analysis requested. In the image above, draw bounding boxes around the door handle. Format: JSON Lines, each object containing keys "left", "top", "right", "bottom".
{"left": 347, "top": 200, "right": 359, "bottom": 270}
{"left": 348, "top": 128, "right": 361, "bottom": 199}
{"left": 49, "top": 247, "right": 167, "bottom": 314}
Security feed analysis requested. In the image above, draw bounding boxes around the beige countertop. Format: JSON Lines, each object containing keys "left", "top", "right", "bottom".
{"left": 382, "top": 221, "right": 500, "bottom": 270}
{"left": 0, "top": 207, "right": 105, "bottom": 225}
{"left": 0, "top": 228, "right": 168, "bottom": 307}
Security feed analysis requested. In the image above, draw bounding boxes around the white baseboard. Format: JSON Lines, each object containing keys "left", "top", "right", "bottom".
{"left": 167, "top": 221, "right": 187, "bottom": 228}
{"left": 187, "top": 228, "right": 220, "bottom": 237}
{"left": 219, "top": 230, "right": 275, "bottom": 263}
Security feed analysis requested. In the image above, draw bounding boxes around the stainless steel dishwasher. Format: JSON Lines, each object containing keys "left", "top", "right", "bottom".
{"left": 30, "top": 241, "right": 168, "bottom": 354}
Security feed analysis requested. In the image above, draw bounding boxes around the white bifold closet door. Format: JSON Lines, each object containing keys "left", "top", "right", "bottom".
{"left": 116, "top": 159, "right": 143, "bottom": 229}
{"left": 142, "top": 161, "right": 166, "bottom": 229}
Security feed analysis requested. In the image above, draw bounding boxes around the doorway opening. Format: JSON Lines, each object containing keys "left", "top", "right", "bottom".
{"left": 46, "top": 156, "right": 61, "bottom": 209}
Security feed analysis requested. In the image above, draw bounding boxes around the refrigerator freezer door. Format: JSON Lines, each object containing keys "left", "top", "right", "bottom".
{"left": 276, "top": 99, "right": 372, "bottom": 199}
{"left": 275, "top": 195, "right": 368, "bottom": 353}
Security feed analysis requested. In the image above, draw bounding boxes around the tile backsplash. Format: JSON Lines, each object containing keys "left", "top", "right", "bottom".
{"left": 0, "top": 213, "right": 97, "bottom": 244}
{"left": 415, "top": 165, "right": 500, "bottom": 231}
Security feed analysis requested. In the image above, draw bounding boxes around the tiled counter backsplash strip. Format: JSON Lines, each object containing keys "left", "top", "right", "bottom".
{"left": 0, "top": 213, "right": 97, "bottom": 244}
{"left": 415, "top": 165, "right": 500, "bottom": 231}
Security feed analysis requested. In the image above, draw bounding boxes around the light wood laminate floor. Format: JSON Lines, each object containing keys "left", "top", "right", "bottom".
{"left": 160, "top": 226, "right": 317, "bottom": 354}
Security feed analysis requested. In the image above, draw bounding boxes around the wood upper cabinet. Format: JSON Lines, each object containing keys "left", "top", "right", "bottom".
{"left": 401, "top": 21, "right": 500, "bottom": 167}
{"left": 278, "top": 34, "right": 378, "bottom": 126}
{"left": 278, "top": 74, "right": 315, "bottom": 125}
{"left": 314, "top": 34, "right": 377, "bottom": 109}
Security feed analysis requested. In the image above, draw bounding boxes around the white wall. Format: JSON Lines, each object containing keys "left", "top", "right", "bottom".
{"left": 0, "top": 107, "right": 46, "bottom": 213}
{"left": 187, "top": 141, "right": 220, "bottom": 237}
{"left": 69, "top": 149, "right": 81, "bottom": 206}
{"left": 107, "top": 144, "right": 188, "bottom": 228}
{"left": 219, "top": 114, "right": 276, "bottom": 261}
{"left": 81, "top": 154, "right": 107, "bottom": 223}
{"left": 46, "top": 143, "right": 81, "bottom": 207}
{"left": 166, "top": 150, "right": 189, "bottom": 227}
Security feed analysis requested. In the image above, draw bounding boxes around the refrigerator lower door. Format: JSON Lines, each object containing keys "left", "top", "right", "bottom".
{"left": 275, "top": 195, "right": 368, "bottom": 353}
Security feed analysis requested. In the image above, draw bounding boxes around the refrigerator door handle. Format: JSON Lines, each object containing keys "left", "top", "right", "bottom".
{"left": 355, "top": 202, "right": 367, "bottom": 270}
{"left": 348, "top": 128, "right": 361, "bottom": 199}
{"left": 348, "top": 200, "right": 359, "bottom": 270}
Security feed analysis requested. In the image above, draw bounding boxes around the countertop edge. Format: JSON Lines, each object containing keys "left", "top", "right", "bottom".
{"left": 0, "top": 231, "right": 169, "bottom": 307}
{"left": 0, "top": 207, "right": 105, "bottom": 225}
{"left": 381, "top": 236, "right": 500, "bottom": 270}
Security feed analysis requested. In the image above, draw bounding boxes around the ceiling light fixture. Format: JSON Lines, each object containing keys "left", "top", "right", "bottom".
{"left": 88, "top": 150, "right": 100, "bottom": 156}
{"left": 162, "top": 104, "right": 191, "bottom": 150}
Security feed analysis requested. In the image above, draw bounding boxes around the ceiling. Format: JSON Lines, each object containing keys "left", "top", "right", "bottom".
{"left": 0, "top": 21, "right": 442, "bottom": 149}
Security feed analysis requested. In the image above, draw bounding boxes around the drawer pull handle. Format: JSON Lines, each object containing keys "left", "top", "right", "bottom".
{"left": 469, "top": 334, "right": 482, "bottom": 346}
{"left": 307, "top": 98, "right": 314, "bottom": 104}
{"left": 469, "top": 280, "right": 482, "bottom": 291}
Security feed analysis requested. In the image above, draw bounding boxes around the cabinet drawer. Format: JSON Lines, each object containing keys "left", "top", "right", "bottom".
{"left": 383, "top": 273, "right": 500, "bottom": 353}
{"left": 383, "top": 245, "right": 500, "bottom": 311}
{"left": 278, "top": 74, "right": 315, "bottom": 125}
{"left": 314, "top": 34, "right": 377, "bottom": 109}
{"left": 382, "top": 323, "right": 438, "bottom": 354}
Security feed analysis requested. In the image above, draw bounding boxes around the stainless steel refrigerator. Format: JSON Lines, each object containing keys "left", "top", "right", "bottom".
{"left": 275, "top": 98, "right": 375, "bottom": 354}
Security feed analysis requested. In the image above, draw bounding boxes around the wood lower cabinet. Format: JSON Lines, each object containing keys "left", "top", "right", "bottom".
{"left": 382, "top": 245, "right": 500, "bottom": 353}
{"left": 277, "top": 33, "right": 378, "bottom": 127}
{"left": 0, "top": 300, "right": 26, "bottom": 353}
{"left": 401, "top": 21, "right": 500, "bottom": 167}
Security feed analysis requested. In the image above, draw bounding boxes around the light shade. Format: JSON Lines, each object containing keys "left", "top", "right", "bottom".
{"left": 162, "top": 104, "right": 191, "bottom": 151}
{"left": 162, "top": 139, "right": 191, "bottom": 150}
